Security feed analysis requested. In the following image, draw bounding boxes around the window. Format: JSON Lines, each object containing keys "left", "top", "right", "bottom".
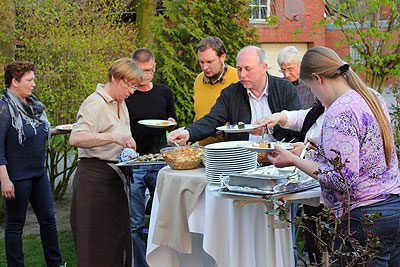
{"left": 249, "top": 0, "right": 277, "bottom": 24}
{"left": 350, "top": 45, "right": 373, "bottom": 65}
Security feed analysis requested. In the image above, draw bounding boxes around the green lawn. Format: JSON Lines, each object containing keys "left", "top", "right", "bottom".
{"left": 0, "top": 230, "right": 76, "bottom": 266}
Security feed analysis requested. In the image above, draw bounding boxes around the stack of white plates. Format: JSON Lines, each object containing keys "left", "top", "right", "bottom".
{"left": 204, "top": 141, "right": 258, "bottom": 184}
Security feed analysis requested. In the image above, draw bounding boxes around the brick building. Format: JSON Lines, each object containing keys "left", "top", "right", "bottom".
{"left": 250, "top": 0, "right": 347, "bottom": 76}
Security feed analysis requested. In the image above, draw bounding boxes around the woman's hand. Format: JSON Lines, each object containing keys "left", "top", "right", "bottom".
{"left": 266, "top": 145, "right": 298, "bottom": 168}
{"left": 115, "top": 134, "right": 137, "bottom": 150}
{"left": 289, "top": 142, "right": 305, "bottom": 157}
{"left": 1, "top": 179, "right": 15, "bottom": 200}
{"left": 267, "top": 145, "right": 321, "bottom": 178}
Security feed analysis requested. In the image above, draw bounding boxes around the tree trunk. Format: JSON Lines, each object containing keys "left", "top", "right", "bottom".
{"left": 135, "top": 0, "right": 157, "bottom": 47}
{"left": 0, "top": 0, "right": 16, "bottom": 63}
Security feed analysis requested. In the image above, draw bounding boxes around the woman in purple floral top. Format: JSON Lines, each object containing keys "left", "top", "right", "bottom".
{"left": 267, "top": 46, "right": 400, "bottom": 266}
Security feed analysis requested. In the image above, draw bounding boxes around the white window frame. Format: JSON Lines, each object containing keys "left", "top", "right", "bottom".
{"left": 249, "top": 0, "right": 272, "bottom": 24}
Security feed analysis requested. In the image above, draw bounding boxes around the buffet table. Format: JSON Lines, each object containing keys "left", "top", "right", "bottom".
{"left": 146, "top": 166, "right": 321, "bottom": 267}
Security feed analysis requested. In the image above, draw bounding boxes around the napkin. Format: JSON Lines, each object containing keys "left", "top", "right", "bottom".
{"left": 118, "top": 148, "right": 140, "bottom": 162}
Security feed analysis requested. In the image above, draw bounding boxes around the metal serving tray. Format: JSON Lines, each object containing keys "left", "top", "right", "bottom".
{"left": 227, "top": 174, "right": 288, "bottom": 191}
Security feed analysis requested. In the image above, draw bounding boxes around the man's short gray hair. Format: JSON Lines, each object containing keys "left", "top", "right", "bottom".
{"left": 237, "top": 46, "right": 268, "bottom": 65}
{"left": 277, "top": 46, "right": 301, "bottom": 65}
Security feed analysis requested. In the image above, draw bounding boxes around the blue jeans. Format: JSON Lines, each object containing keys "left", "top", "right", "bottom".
{"left": 335, "top": 194, "right": 400, "bottom": 267}
{"left": 5, "top": 173, "right": 62, "bottom": 267}
{"left": 130, "top": 164, "right": 165, "bottom": 267}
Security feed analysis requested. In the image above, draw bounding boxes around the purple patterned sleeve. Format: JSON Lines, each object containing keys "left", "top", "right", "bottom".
{"left": 313, "top": 90, "right": 400, "bottom": 213}
{"left": 314, "top": 105, "right": 360, "bottom": 193}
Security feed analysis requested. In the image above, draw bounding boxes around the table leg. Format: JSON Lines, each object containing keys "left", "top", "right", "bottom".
{"left": 264, "top": 201, "right": 294, "bottom": 267}
{"left": 265, "top": 201, "right": 277, "bottom": 267}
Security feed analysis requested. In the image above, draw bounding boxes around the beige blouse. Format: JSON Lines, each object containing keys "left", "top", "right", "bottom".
{"left": 72, "top": 84, "right": 131, "bottom": 161}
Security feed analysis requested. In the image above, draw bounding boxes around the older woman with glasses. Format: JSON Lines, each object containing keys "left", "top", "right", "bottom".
{"left": 69, "top": 58, "right": 145, "bottom": 267}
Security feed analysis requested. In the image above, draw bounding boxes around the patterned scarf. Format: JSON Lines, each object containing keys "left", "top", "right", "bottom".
{"left": 1, "top": 88, "right": 51, "bottom": 144}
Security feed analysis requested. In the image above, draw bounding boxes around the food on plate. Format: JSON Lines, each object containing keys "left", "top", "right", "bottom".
{"left": 160, "top": 146, "right": 204, "bottom": 170}
{"left": 257, "top": 152, "right": 269, "bottom": 163}
{"left": 252, "top": 140, "right": 281, "bottom": 149}
{"left": 155, "top": 121, "right": 171, "bottom": 126}
{"left": 136, "top": 153, "right": 164, "bottom": 162}
{"left": 56, "top": 124, "right": 74, "bottom": 130}
{"left": 237, "top": 121, "right": 245, "bottom": 129}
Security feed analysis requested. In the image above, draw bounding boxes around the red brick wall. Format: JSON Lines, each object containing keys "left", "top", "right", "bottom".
{"left": 325, "top": 29, "right": 349, "bottom": 59}
{"left": 256, "top": 0, "right": 325, "bottom": 47}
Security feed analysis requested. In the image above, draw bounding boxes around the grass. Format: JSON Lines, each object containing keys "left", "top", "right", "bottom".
{"left": 0, "top": 218, "right": 150, "bottom": 266}
{"left": 0, "top": 229, "right": 76, "bottom": 266}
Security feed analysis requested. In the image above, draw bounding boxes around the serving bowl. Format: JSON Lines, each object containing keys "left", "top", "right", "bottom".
{"left": 160, "top": 146, "right": 204, "bottom": 170}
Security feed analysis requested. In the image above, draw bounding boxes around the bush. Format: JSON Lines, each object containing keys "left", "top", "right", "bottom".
{"left": 11, "top": 0, "right": 137, "bottom": 199}
{"left": 149, "top": 0, "right": 259, "bottom": 126}
{"left": 390, "top": 82, "right": 400, "bottom": 166}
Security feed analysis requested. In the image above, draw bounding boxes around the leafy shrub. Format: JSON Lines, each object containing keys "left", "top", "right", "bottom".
{"left": 13, "top": 0, "right": 136, "bottom": 199}
{"left": 390, "top": 82, "right": 400, "bottom": 166}
{"left": 149, "top": 0, "right": 259, "bottom": 126}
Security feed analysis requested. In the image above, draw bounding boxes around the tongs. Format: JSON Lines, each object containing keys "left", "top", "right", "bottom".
{"left": 262, "top": 126, "right": 274, "bottom": 142}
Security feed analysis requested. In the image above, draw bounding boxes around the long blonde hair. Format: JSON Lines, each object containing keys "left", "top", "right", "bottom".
{"left": 300, "top": 46, "right": 393, "bottom": 168}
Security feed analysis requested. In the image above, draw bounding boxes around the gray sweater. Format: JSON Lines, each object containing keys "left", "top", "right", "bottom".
{"left": 186, "top": 73, "right": 303, "bottom": 142}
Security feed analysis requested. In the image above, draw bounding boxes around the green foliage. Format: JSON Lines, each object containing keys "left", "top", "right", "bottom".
{"left": 390, "top": 82, "right": 400, "bottom": 166}
{"left": 46, "top": 135, "right": 78, "bottom": 200}
{"left": 15, "top": 0, "right": 135, "bottom": 124}
{"left": 0, "top": 0, "right": 16, "bottom": 82}
{"left": 325, "top": 0, "right": 400, "bottom": 93}
{"left": 148, "top": 0, "right": 259, "bottom": 126}
{"left": 12, "top": 0, "right": 136, "bottom": 198}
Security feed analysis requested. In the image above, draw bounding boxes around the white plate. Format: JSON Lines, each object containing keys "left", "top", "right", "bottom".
{"left": 206, "top": 152, "right": 255, "bottom": 157}
{"left": 205, "top": 141, "right": 254, "bottom": 149}
{"left": 55, "top": 124, "right": 74, "bottom": 131}
{"left": 138, "top": 119, "right": 177, "bottom": 128}
{"left": 206, "top": 166, "right": 257, "bottom": 171}
{"left": 207, "top": 157, "right": 257, "bottom": 165}
{"left": 215, "top": 125, "right": 259, "bottom": 133}
{"left": 206, "top": 159, "right": 257, "bottom": 166}
{"left": 241, "top": 142, "right": 294, "bottom": 153}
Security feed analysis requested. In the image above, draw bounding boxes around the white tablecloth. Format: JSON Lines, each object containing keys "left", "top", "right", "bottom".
{"left": 146, "top": 167, "right": 321, "bottom": 267}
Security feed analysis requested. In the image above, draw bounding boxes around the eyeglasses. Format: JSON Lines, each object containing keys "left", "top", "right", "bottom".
{"left": 142, "top": 65, "right": 155, "bottom": 74}
{"left": 122, "top": 79, "right": 137, "bottom": 91}
{"left": 279, "top": 67, "right": 296, "bottom": 74}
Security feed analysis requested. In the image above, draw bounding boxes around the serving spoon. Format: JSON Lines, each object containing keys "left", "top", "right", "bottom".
{"left": 173, "top": 141, "right": 183, "bottom": 150}
{"left": 292, "top": 129, "right": 315, "bottom": 174}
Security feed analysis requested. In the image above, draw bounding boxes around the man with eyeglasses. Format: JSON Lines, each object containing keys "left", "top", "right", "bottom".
{"left": 277, "top": 46, "right": 318, "bottom": 109}
{"left": 193, "top": 36, "right": 239, "bottom": 146}
{"left": 168, "top": 46, "right": 303, "bottom": 145}
{"left": 125, "top": 48, "right": 178, "bottom": 267}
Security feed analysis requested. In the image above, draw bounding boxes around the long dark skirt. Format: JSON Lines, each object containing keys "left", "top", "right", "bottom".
{"left": 70, "top": 158, "right": 132, "bottom": 267}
